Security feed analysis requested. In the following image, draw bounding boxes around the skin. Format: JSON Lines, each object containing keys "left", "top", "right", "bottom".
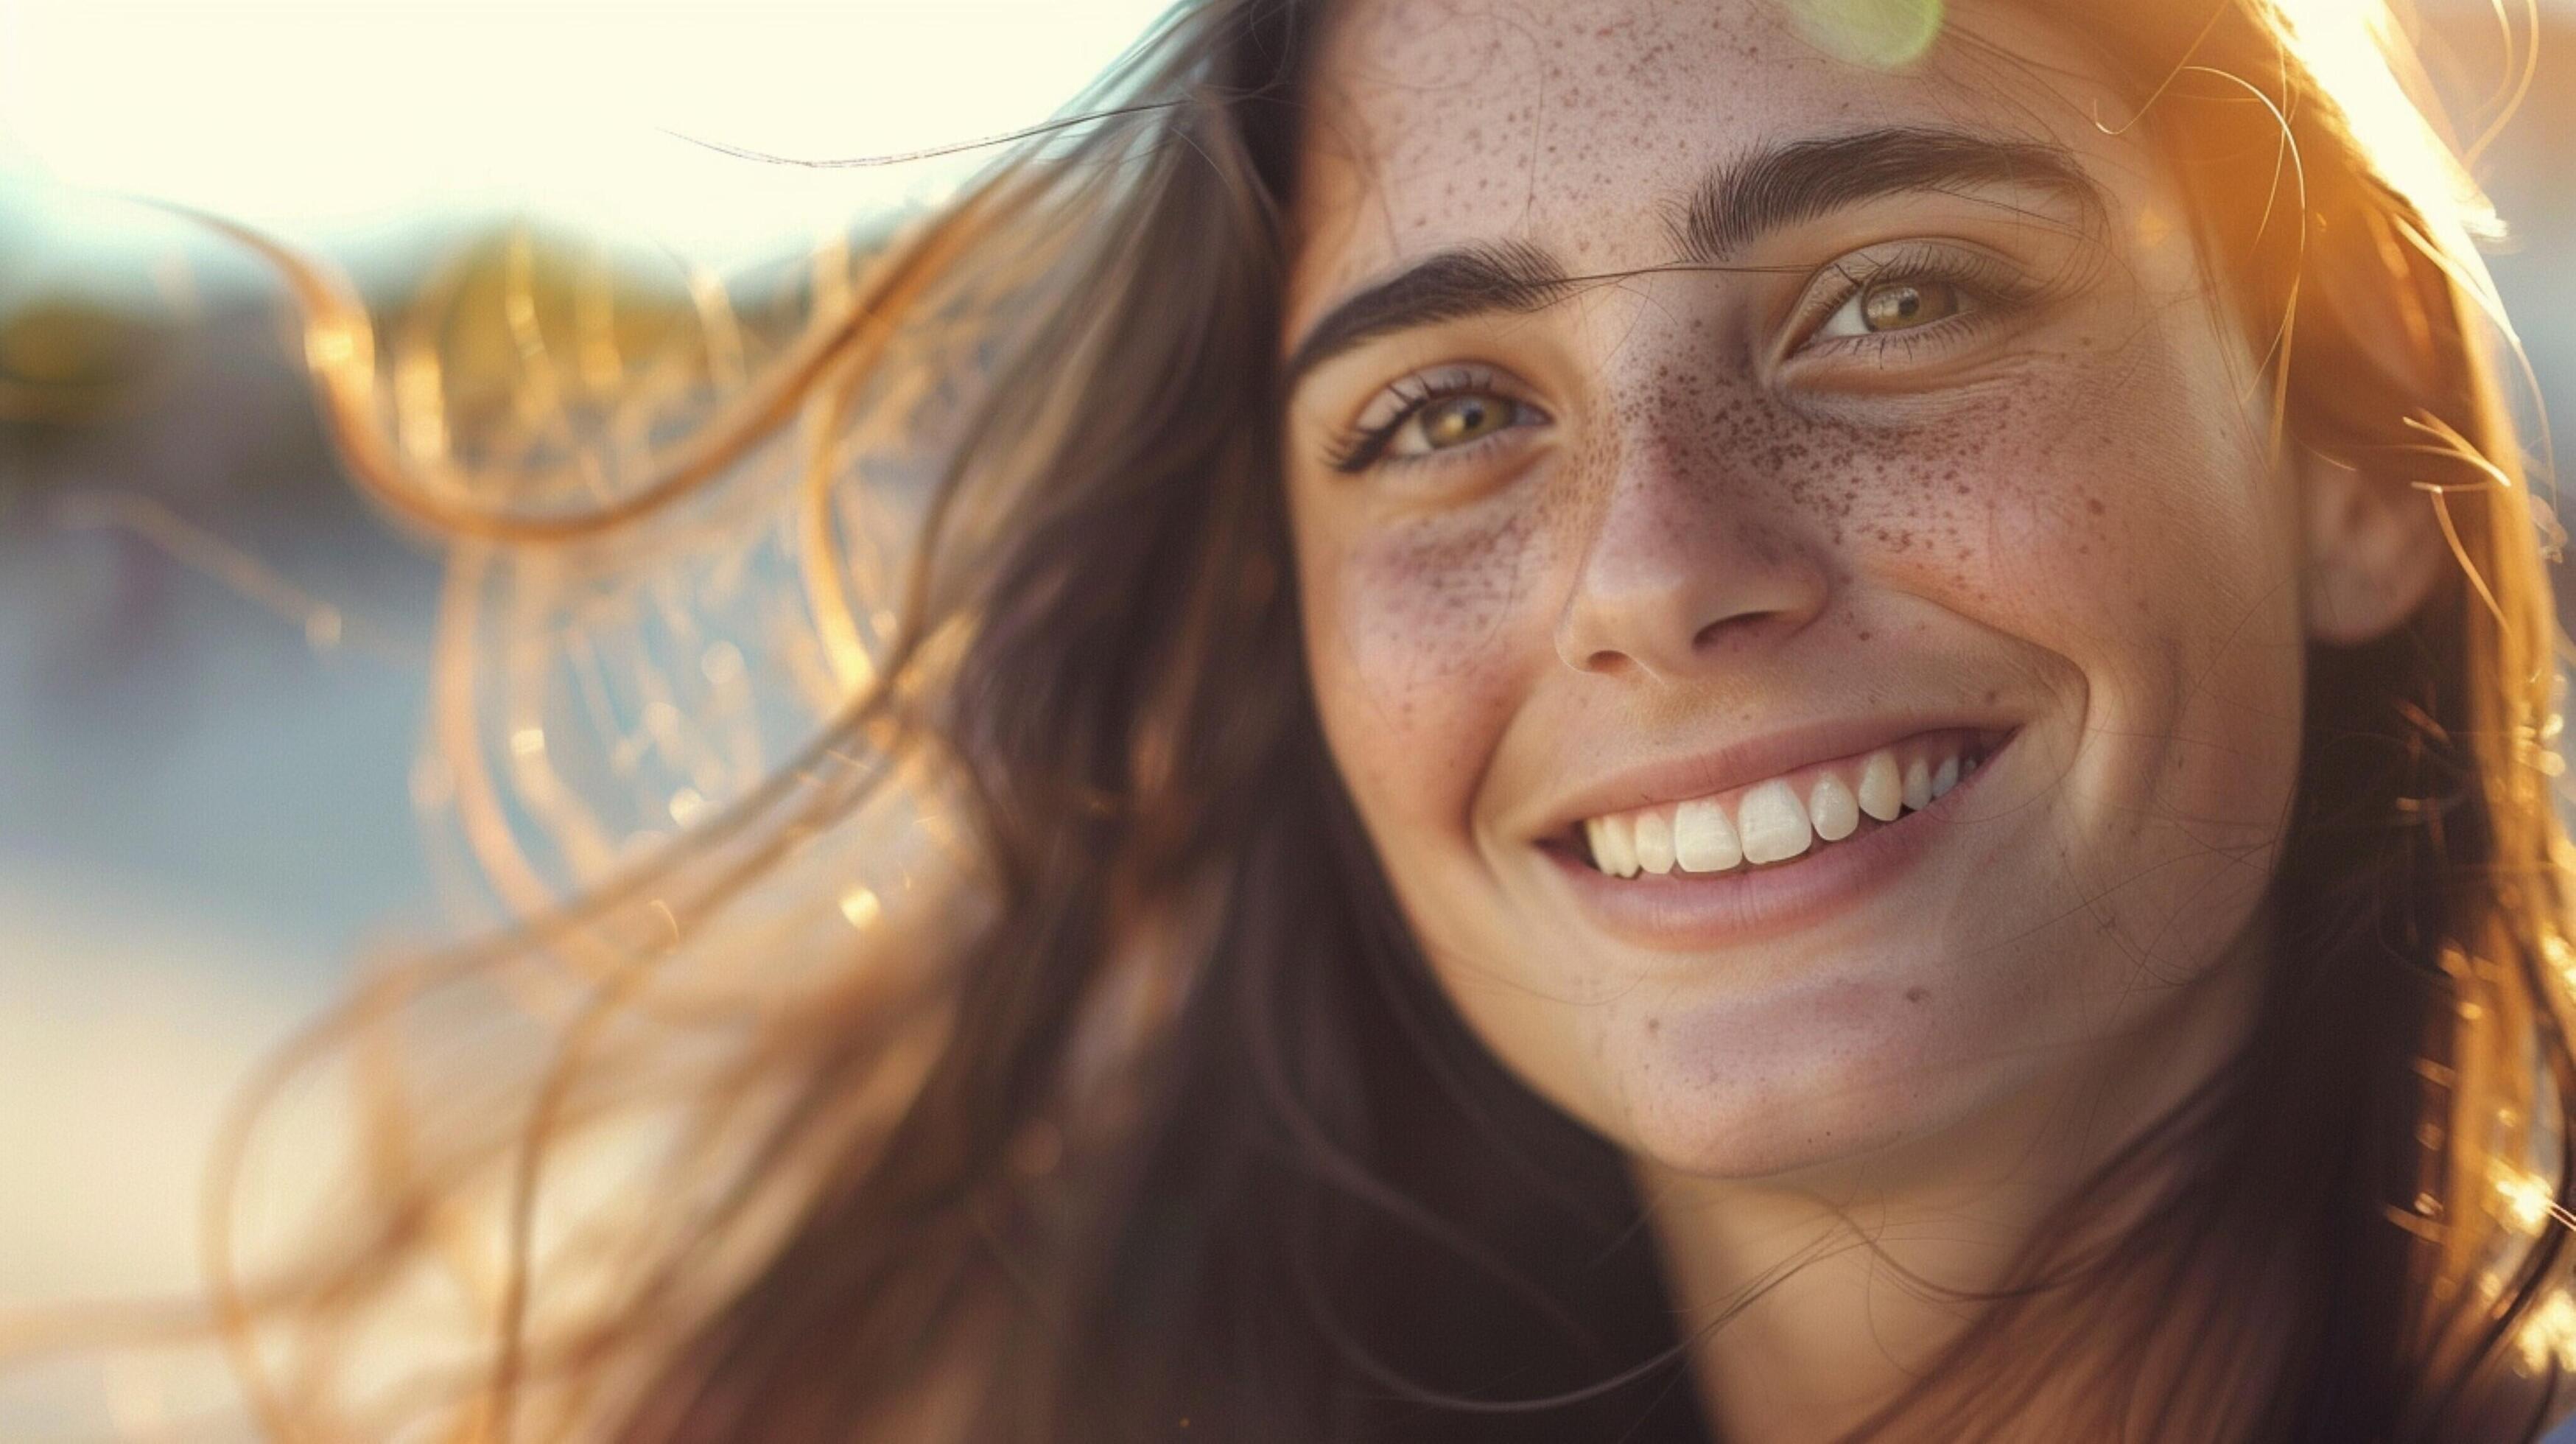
{"left": 1277, "top": 0, "right": 2442, "bottom": 1435}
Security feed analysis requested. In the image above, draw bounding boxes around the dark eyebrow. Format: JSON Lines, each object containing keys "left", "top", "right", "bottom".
{"left": 1674, "top": 125, "right": 2104, "bottom": 262}
{"left": 1280, "top": 239, "right": 1571, "bottom": 395}
{"left": 1281, "top": 125, "right": 2105, "bottom": 393}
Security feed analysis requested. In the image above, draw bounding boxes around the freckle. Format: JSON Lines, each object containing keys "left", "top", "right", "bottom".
{"left": 1906, "top": 987, "right": 1929, "bottom": 1004}
{"left": 2086, "top": 497, "right": 2105, "bottom": 516}
{"left": 1646, "top": 1017, "right": 1662, "bottom": 1037}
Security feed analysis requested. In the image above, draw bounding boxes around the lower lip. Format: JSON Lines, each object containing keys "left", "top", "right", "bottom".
{"left": 1540, "top": 733, "right": 2015, "bottom": 953}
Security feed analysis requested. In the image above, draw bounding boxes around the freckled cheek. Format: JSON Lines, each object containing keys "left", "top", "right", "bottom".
{"left": 1825, "top": 370, "right": 2272, "bottom": 649}
{"left": 1996, "top": 382, "right": 2285, "bottom": 673}
{"left": 1867, "top": 360, "right": 2299, "bottom": 833}
{"left": 1299, "top": 517, "right": 1545, "bottom": 838}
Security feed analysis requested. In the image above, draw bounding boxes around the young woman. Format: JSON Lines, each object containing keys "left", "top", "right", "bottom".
{"left": 211, "top": 0, "right": 2576, "bottom": 1437}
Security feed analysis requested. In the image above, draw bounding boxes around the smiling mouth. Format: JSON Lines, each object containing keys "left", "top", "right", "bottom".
{"left": 1554, "top": 729, "right": 2007, "bottom": 879}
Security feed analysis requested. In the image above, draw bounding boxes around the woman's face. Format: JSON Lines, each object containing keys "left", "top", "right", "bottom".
{"left": 1281, "top": 0, "right": 2316, "bottom": 1181}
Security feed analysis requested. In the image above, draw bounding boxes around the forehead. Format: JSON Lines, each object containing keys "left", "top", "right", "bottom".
{"left": 1288, "top": 0, "right": 2132, "bottom": 329}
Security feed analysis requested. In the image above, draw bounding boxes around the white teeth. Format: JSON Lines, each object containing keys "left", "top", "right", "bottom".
{"left": 1807, "top": 774, "right": 1859, "bottom": 842}
{"left": 1672, "top": 798, "right": 1741, "bottom": 872}
{"left": 1610, "top": 817, "right": 1643, "bottom": 877}
{"left": 1632, "top": 809, "right": 1677, "bottom": 875}
{"left": 1737, "top": 780, "right": 1814, "bottom": 865}
{"left": 1857, "top": 751, "right": 1903, "bottom": 822}
{"left": 1582, "top": 739, "right": 1990, "bottom": 877}
{"left": 1593, "top": 815, "right": 1640, "bottom": 877}
{"left": 1902, "top": 758, "right": 1934, "bottom": 812}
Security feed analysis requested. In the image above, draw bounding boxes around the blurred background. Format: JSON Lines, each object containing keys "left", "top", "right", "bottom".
{"left": 0, "top": 0, "right": 2569, "bottom": 1436}
{"left": 0, "top": 2, "right": 1165, "bottom": 1434}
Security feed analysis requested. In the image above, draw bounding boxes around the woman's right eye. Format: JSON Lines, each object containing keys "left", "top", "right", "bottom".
{"left": 1327, "top": 374, "right": 1548, "bottom": 474}
{"left": 1389, "top": 391, "right": 1520, "bottom": 458}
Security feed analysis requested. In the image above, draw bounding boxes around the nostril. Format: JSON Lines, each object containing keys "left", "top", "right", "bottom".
{"left": 1690, "top": 608, "right": 1797, "bottom": 656}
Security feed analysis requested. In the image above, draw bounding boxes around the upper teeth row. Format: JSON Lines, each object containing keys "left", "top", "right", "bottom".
{"left": 1583, "top": 743, "right": 1970, "bottom": 878}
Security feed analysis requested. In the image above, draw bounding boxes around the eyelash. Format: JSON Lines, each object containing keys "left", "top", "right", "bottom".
{"left": 1323, "top": 365, "right": 1545, "bottom": 475}
{"left": 1787, "top": 241, "right": 2031, "bottom": 360}
{"left": 1323, "top": 245, "right": 2035, "bottom": 476}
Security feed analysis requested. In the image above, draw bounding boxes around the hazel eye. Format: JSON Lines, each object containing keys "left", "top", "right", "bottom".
{"left": 1817, "top": 276, "right": 1966, "bottom": 340}
{"left": 1324, "top": 368, "right": 1551, "bottom": 474}
{"left": 1393, "top": 391, "right": 1520, "bottom": 456}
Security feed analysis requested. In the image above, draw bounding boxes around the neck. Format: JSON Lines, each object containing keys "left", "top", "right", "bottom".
{"left": 1639, "top": 928, "right": 2272, "bottom": 1443}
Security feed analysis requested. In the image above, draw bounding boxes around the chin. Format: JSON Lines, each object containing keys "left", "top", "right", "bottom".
{"left": 1610, "top": 974, "right": 2024, "bottom": 1184}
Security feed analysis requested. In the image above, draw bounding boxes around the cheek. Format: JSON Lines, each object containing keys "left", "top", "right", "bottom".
{"left": 1299, "top": 498, "right": 1552, "bottom": 835}
{"left": 1881, "top": 328, "right": 2300, "bottom": 998}
{"left": 1766, "top": 323, "right": 2297, "bottom": 768}
{"left": 1783, "top": 378, "right": 2144, "bottom": 617}
{"left": 1971, "top": 330, "right": 2301, "bottom": 779}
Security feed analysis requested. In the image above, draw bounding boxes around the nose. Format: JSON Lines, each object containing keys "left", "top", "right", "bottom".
{"left": 1552, "top": 430, "right": 1833, "bottom": 682}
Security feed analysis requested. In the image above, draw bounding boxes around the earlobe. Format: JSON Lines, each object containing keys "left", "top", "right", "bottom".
{"left": 2298, "top": 443, "right": 2449, "bottom": 645}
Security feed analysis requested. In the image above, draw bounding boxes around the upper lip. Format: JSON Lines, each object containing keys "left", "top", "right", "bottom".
{"left": 1523, "top": 712, "right": 2018, "bottom": 841}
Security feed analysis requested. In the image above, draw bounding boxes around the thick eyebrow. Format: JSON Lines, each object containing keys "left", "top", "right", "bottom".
{"left": 1280, "top": 239, "right": 1571, "bottom": 395}
{"left": 1673, "top": 125, "right": 2104, "bottom": 262}
{"left": 1281, "top": 125, "right": 2106, "bottom": 393}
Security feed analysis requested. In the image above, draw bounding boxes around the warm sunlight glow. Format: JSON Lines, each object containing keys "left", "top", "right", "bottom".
{"left": 2494, "top": 1161, "right": 2561, "bottom": 1234}
{"left": 0, "top": 1, "right": 1174, "bottom": 264}
{"left": 2519, "top": 1291, "right": 2576, "bottom": 1372}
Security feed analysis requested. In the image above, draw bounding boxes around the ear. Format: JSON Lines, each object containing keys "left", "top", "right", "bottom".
{"left": 2298, "top": 444, "right": 2448, "bottom": 645}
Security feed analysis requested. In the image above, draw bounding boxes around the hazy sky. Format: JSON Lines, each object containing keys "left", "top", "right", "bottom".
{"left": 0, "top": 1, "right": 1173, "bottom": 264}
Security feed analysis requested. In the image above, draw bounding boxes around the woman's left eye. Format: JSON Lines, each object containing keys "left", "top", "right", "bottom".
{"left": 1813, "top": 276, "right": 1971, "bottom": 342}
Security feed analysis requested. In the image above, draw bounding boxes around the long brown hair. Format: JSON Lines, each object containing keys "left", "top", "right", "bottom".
{"left": 186, "top": 0, "right": 2576, "bottom": 1437}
